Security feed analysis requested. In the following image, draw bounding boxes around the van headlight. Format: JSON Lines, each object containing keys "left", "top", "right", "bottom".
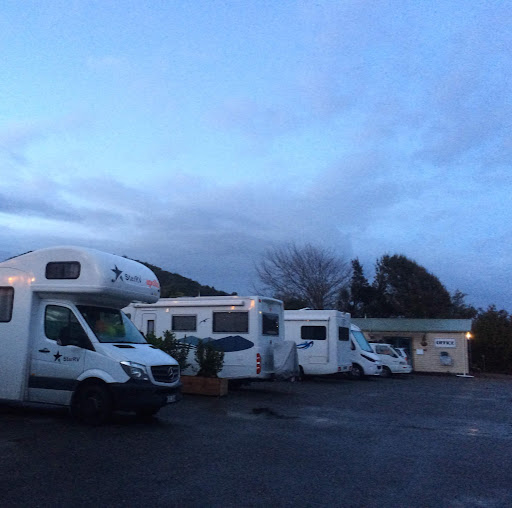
{"left": 121, "top": 361, "right": 150, "bottom": 381}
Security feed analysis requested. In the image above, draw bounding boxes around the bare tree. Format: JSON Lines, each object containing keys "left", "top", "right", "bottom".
{"left": 255, "top": 243, "right": 351, "bottom": 309}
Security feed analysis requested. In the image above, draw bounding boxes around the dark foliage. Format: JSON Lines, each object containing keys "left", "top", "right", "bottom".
{"left": 471, "top": 306, "right": 512, "bottom": 374}
{"left": 195, "top": 340, "right": 225, "bottom": 378}
{"left": 138, "top": 261, "right": 232, "bottom": 298}
{"left": 145, "top": 330, "right": 191, "bottom": 371}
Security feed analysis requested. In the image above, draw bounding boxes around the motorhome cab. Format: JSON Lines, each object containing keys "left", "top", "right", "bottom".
{"left": 125, "top": 296, "right": 297, "bottom": 381}
{"left": 284, "top": 310, "right": 352, "bottom": 377}
{"left": 349, "top": 324, "right": 382, "bottom": 378}
{"left": 0, "top": 246, "right": 181, "bottom": 424}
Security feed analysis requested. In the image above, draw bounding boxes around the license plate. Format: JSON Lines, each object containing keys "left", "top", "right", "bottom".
{"left": 166, "top": 394, "right": 177, "bottom": 403}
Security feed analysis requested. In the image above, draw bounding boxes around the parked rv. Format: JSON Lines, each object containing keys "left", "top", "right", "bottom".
{"left": 124, "top": 296, "right": 298, "bottom": 381}
{"left": 284, "top": 309, "right": 352, "bottom": 377}
{"left": 0, "top": 246, "right": 181, "bottom": 424}
{"left": 349, "top": 324, "right": 382, "bottom": 378}
{"left": 370, "top": 343, "right": 413, "bottom": 376}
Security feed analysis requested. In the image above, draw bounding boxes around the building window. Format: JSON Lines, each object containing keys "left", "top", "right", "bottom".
{"left": 0, "top": 287, "right": 14, "bottom": 322}
{"left": 213, "top": 312, "right": 249, "bottom": 333}
{"left": 172, "top": 315, "right": 197, "bottom": 332}
{"left": 301, "top": 326, "right": 326, "bottom": 341}
{"left": 46, "top": 262, "right": 81, "bottom": 280}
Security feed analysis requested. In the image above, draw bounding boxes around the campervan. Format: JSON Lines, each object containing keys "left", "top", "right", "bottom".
{"left": 124, "top": 296, "right": 298, "bottom": 381}
{"left": 349, "top": 324, "right": 382, "bottom": 378}
{"left": 0, "top": 246, "right": 181, "bottom": 424}
{"left": 284, "top": 309, "right": 352, "bottom": 377}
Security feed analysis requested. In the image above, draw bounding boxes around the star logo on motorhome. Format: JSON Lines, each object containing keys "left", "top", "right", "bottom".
{"left": 54, "top": 351, "right": 62, "bottom": 362}
{"left": 111, "top": 265, "right": 123, "bottom": 282}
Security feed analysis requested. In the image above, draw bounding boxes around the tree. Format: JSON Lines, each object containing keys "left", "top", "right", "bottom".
{"left": 371, "top": 254, "right": 453, "bottom": 318}
{"left": 450, "top": 290, "right": 478, "bottom": 319}
{"left": 255, "top": 243, "right": 351, "bottom": 309}
{"left": 343, "top": 258, "right": 376, "bottom": 317}
{"left": 471, "top": 306, "right": 512, "bottom": 373}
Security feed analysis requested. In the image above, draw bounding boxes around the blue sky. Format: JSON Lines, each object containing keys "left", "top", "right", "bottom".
{"left": 1, "top": 1, "right": 511, "bottom": 311}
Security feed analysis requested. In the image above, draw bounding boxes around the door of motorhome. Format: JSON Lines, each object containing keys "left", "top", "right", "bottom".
{"left": 0, "top": 246, "right": 181, "bottom": 424}
{"left": 349, "top": 324, "right": 382, "bottom": 378}
{"left": 125, "top": 296, "right": 296, "bottom": 381}
{"left": 284, "top": 310, "right": 352, "bottom": 377}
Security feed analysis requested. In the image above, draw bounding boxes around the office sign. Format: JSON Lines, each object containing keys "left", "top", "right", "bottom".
{"left": 434, "top": 338, "right": 456, "bottom": 348}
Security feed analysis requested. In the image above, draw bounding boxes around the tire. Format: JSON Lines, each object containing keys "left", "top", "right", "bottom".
{"left": 73, "top": 383, "right": 112, "bottom": 425}
{"left": 381, "top": 366, "right": 392, "bottom": 378}
{"left": 350, "top": 364, "right": 365, "bottom": 380}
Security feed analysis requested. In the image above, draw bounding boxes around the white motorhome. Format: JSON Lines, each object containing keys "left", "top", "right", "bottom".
{"left": 284, "top": 309, "right": 352, "bottom": 377}
{"left": 125, "top": 296, "right": 298, "bottom": 381}
{"left": 0, "top": 246, "right": 181, "bottom": 424}
{"left": 349, "top": 324, "right": 382, "bottom": 378}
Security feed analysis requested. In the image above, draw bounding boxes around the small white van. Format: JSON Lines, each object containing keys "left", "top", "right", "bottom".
{"left": 349, "top": 324, "right": 382, "bottom": 378}
{"left": 284, "top": 309, "right": 352, "bottom": 377}
{"left": 0, "top": 246, "right": 181, "bottom": 424}
{"left": 369, "top": 343, "right": 413, "bottom": 376}
{"left": 125, "top": 296, "right": 298, "bottom": 381}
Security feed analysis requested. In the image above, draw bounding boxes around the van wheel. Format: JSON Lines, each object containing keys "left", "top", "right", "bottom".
{"left": 74, "top": 383, "right": 112, "bottom": 425}
{"left": 381, "top": 366, "right": 392, "bottom": 378}
{"left": 350, "top": 364, "right": 364, "bottom": 380}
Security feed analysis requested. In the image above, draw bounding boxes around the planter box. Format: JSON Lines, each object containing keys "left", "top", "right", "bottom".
{"left": 181, "top": 375, "right": 229, "bottom": 397}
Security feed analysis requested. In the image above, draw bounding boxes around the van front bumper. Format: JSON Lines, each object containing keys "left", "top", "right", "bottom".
{"left": 109, "top": 379, "right": 182, "bottom": 412}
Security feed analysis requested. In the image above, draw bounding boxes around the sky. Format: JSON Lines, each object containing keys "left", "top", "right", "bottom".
{"left": 0, "top": 0, "right": 511, "bottom": 311}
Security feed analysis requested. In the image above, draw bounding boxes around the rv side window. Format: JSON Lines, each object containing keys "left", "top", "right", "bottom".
{"left": 301, "top": 326, "right": 326, "bottom": 340}
{"left": 146, "top": 320, "right": 155, "bottom": 335}
{"left": 46, "top": 261, "right": 81, "bottom": 279}
{"left": 262, "top": 313, "right": 279, "bottom": 335}
{"left": 172, "top": 315, "right": 197, "bottom": 331}
{"left": 338, "top": 327, "right": 349, "bottom": 341}
{"left": 0, "top": 287, "right": 14, "bottom": 322}
{"left": 45, "top": 305, "right": 89, "bottom": 347}
{"left": 213, "top": 312, "right": 249, "bottom": 333}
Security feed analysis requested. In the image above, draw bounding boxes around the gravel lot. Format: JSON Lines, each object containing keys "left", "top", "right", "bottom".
{"left": 1, "top": 374, "right": 511, "bottom": 508}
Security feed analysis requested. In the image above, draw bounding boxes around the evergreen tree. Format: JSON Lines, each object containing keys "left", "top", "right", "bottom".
{"left": 343, "top": 258, "right": 375, "bottom": 317}
{"left": 450, "top": 290, "right": 478, "bottom": 319}
{"left": 371, "top": 254, "right": 453, "bottom": 318}
{"left": 472, "top": 306, "right": 512, "bottom": 373}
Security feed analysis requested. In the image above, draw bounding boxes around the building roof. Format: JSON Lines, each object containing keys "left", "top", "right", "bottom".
{"left": 351, "top": 318, "right": 472, "bottom": 333}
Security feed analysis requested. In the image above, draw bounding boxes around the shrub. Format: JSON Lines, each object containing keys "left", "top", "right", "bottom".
{"left": 145, "top": 330, "right": 191, "bottom": 371}
{"left": 195, "top": 340, "right": 224, "bottom": 378}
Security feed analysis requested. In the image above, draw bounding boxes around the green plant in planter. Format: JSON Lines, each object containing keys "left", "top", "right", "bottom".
{"left": 145, "top": 330, "right": 191, "bottom": 372}
{"left": 195, "top": 340, "right": 224, "bottom": 378}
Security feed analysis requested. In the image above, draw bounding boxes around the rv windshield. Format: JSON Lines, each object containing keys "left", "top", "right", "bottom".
{"left": 77, "top": 305, "right": 146, "bottom": 344}
{"left": 352, "top": 329, "right": 373, "bottom": 353}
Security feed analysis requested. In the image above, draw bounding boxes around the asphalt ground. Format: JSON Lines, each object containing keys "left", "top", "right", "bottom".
{"left": 1, "top": 374, "right": 511, "bottom": 508}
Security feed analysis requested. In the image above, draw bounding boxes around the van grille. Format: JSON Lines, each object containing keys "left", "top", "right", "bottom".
{"left": 151, "top": 365, "right": 180, "bottom": 383}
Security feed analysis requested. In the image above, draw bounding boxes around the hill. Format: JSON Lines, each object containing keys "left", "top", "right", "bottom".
{"left": 139, "top": 261, "right": 233, "bottom": 298}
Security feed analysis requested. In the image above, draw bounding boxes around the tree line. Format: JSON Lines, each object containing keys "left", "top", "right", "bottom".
{"left": 255, "top": 243, "right": 511, "bottom": 374}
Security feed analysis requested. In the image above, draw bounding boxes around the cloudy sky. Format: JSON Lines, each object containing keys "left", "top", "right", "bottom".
{"left": 1, "top": 1, "right": 511, "bottom": 311}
